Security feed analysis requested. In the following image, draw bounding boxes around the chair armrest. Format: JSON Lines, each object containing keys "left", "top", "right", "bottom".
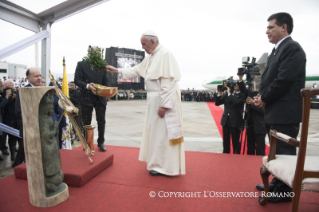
{"left": 271, "top": 131, "right": 300, "bottom": 147}
{"left": 267, "top": 130, "right": 300, "bottom": 162}
{"left": 267, "top": 130, "right": 277, "bottom": 162}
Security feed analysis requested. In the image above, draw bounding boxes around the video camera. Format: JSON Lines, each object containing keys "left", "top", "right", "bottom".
{"left": 238, "top": 57, "right": 261, "bottom": 76}
{"left": 217, "top": 76, "right": 236, "bottom": 92}
{"left": 237, "top": 56, "right": 261, "bottom": 91}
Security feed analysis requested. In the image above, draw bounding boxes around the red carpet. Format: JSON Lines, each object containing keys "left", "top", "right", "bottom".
{"left": 14, "top": 145, "right": 114, "bottom": 187}
{"left": 207, "top": 102, "right": 270, "bottom": 155}
{"left": 0, "top": 145, "right": 318, "bottom": 211}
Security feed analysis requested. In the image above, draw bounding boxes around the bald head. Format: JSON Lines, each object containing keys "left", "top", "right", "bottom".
{"left": 26, "top": 68, "right": 42, "bottom": 86}
{"left": 4, "top": 80, "right": 14, "bottom": 88}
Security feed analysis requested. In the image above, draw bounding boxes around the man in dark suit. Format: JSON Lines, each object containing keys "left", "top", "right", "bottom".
{"left": 13, "top": 68, "right": 42, "bottom": 167}
{"left": 254, "top": 12, "right": 306, "bottom": 203}
{"left": 245, "top": 91, "right": 267, "bottom": 155}
{"left": 0, "top": 80, "right": 20, "bottom": 160}
{"left": 215, "top": 78, "right": 245, "bottom": 154}
{"left": 74, "top": 55, "right": 108, "bottom": 152}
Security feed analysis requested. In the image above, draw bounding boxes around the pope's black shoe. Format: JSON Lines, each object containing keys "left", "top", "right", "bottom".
{"left": 98, "top": 143, "right": 106, "bottom": 152}
{"left": 149, "top": 170, "right": 164, "bottom": 176}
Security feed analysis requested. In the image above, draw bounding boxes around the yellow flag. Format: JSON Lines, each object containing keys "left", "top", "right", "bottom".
{"left": 62, "top": 56, "right": 69, "bottom": 97}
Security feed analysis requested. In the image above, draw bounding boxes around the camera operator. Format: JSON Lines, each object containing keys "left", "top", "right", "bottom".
{"left": 215, "top": 75, "right": 245, "bottom": 154}
{"left": 245, "top": 91, "right": 267, "bottom": 155}
{"left": 0, "top": 80, "right": 20, "bottom": 160}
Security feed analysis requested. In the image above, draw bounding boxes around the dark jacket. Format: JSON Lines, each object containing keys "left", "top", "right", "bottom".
{"left": 69, "top": 88, "right": 80, "bottom": 107}
{"left": 74, "top": 61, "right": 109, "bottom": 106}
{"left": 259, "top": 37, "right": 306, "bottom": 124}
{"left": 0, "top": 93, "right": 17, "bottom": 126}
{"left": 15, "top": 84, "right": 32, "bottom": 137}
{"left": 215, "top": 91, "right": 245, "bottom": 128}
{"left": 245, "top": 104, "right": 267, "bottom": 134}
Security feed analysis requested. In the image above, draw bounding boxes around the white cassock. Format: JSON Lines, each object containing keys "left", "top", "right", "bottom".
{"left": 120, "top": 44, "right": 185, "bottom": 176}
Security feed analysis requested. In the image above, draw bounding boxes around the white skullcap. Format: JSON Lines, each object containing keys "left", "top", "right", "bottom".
{"left": 142, "top": 30, "right": 158, "bottom": 37}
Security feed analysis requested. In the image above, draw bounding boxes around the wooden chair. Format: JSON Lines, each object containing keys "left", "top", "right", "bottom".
{"left": 259, "top": 88, "right": 319, "bottom": 212}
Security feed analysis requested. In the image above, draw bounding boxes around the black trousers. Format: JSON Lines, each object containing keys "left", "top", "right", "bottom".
{"left": 0, "top": 133, "right": 8, "bottom": 151}
{"left": 81, "top": 96, "right": 106, "bottom": 144}
{"left": 15, "top": 120, "right": 25, "bottom": 164}
{"left": 222, "top": 116, "right": 240, "bottom": 154}
{"left": 268, "top": 123, "right": 299, "bottom": 155}
{"left": 0, "top": 121, "right": 19, "bottom": 153}
{"left": 246, "top": 126, "right": 265, "bottom": 155}
{"left": 1, "top": 132, "right": 19, "bottom": 153}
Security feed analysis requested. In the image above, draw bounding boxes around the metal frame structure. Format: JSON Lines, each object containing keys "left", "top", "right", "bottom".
{"left": 0, "top": 0, "right": 109, "bottom": 80}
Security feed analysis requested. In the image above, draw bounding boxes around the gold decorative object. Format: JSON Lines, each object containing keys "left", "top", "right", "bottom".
{"left": 83, "top": 125, "right": 96, "bottom": 155}
{"left": 93, "top": 84, "right": 117, "bottom": 98}
{"left": 49, "top": 71, "right": 93, "bottom": 164}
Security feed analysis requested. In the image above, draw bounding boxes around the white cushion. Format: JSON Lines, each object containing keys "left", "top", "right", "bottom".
{"left": 263, "top": 155, "right": 319, "bottom": 192}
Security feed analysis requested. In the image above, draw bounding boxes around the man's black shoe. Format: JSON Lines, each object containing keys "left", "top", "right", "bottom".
{"left": 1, "top": 149, "right": 9, "bottom": 155}
{"left": 12, "top": 161, "right": 22, "bottom": 168}
{"left": 0, "top": 155, "right": 3, "bottom": 160}
{"left": 256, "top": 178, "right": 278, "bottom": 191}
{"left": 256, "top": 183, "right": 276, "bottom": 192}
{"left": 98, "top": 144, "right": 106, "bottom": 152}
{"left": 149, "top": 170, "right": 164, "bottom": 176}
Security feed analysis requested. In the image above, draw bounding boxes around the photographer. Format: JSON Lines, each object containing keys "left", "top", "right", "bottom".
{"left": 245, "top": 91, "right": 267, "bottom": 155}
{"left": 215, "top": 75, "right": 245, "bottom": 154}
{"left": 0, "top": 80, "right": 20, "bottom": 160}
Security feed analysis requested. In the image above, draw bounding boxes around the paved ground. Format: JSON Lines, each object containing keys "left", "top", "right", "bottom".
{"left": 1, "top": 100, "right": 318, "bottom": 179}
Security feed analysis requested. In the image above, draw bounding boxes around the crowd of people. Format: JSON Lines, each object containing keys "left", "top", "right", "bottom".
{"left": 1, "top": 76, "right": 29, "bottom": 88}
{"left": 110, "top": 89, "right": 147, "bottom": 100}
{"left": 181, "top": 90, "right": 216, "bottom": 102}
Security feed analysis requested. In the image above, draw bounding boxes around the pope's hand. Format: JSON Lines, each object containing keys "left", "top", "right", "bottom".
{"left": 106, "top": 65, "right": 118, "bottom": 74}
{"left": 158, "top": 107, "right": 167, "bottom": 118}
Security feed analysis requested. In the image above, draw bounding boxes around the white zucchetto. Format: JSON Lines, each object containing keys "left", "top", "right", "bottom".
{"left": 142, "top": 30, "right": 158, "bottom": 37}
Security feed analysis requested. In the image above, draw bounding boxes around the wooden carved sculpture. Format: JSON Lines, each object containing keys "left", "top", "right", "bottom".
{"left": 19, "top": 87, "right": 68, "bottom": 207}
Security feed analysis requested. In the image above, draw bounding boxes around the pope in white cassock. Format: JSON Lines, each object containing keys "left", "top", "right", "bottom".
{"left": 107, "top": 30, "right": 186, "bottom": 176}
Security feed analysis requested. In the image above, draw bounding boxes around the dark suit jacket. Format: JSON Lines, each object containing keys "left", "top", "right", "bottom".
{"left": 0, "top": 94, "right": 17, "bottom": 126}
{"left": 259, "top": 37, "right": 306, "bottom": 124}
{"left": 215, "top": 92, "right": 245, "bottom": 128}
{"left": 15, "top": 84, "right": 32, "bottom": 137}
{"left": 74, "top": 61, "right": 109, "bottom": 106}
{"left": 246, "top": 104, "right": 267, "bottom": 134}
{"left": 69, "top": 88, "right": 80, "bottom": 108}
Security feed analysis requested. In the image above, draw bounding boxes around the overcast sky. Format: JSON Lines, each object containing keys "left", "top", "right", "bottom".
{"left": 0, "top": 0, "right": 318, "bottom": 89}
